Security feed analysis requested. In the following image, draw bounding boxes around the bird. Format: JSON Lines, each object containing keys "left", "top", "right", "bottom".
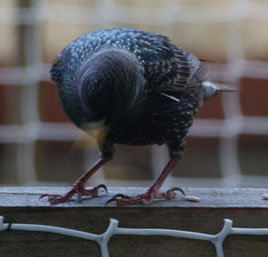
{"left": 41, "top": 28, "right": 235, "bottom": 205}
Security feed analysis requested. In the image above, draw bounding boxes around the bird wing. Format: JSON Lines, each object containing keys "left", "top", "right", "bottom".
{"left": 139, "top": 33, "right": 208, "bottom": 94}
{"left": 184, "top": 51, "right": 208, "bottom": 89}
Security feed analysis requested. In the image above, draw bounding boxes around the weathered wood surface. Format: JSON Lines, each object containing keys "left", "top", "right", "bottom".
{"left": 0, "top": 187, "right": 268, "bottom": 257}
{"left": 0, "top": 187, "right": 268, "bottom": 207}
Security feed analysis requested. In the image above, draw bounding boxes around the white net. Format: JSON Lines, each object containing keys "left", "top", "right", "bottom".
{"left": 0, "top": 0, "right": 267, "bottom": 187}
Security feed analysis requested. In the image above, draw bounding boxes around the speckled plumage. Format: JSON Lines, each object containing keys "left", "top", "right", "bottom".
{"left": 50, "top": 28, "right": 210, "bottom": 156}
{"left": 48, "top": 28, "right": 235, "bottom": 205}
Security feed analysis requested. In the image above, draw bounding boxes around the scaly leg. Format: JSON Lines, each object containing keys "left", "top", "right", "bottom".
{"left": 106, "top": 157, "right": 185, "bottom": 206}
{"left": 40, "top": 159, "right": 108, "bottom": 204}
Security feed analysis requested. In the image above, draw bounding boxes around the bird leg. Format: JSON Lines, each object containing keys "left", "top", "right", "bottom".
{"left": 106, "top": 157, "right": 184, "bottom": 206}
{"left": 40, "top": 159, "right": 108, "bottom": 204}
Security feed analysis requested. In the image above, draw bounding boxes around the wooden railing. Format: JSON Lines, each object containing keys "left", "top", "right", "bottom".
{"left": 0, "top": 187, "right": 268, "bottom": 257}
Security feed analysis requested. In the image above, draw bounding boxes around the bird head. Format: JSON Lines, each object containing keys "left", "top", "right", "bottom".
{"left": 75, "top": 48, "right": 145, "bottom": 127}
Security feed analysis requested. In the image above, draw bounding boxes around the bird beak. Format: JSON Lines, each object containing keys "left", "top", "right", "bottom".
{"left": 74, "top": 120, "right": 109, "bottom": 149}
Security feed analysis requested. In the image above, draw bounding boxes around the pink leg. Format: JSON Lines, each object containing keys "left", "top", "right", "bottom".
{"left": 106, "top": 157, "right": 185, "bottom": 206}
{"left": 40, "top": 159, "right": 108, "bottom": 204}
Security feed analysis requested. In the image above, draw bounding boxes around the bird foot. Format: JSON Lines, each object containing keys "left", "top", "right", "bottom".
{"left": 40, "top": 184, "right": 107, "bottom": 204}
{"left": 106, "top": 187, "right": 185, "bottom": 206}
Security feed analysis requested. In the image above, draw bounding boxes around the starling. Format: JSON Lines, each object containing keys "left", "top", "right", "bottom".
{"left": 42, "top": 28, "right": 235, "bottom": 205}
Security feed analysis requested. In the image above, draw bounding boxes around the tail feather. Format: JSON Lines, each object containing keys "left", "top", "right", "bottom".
{"left": 202, "top": 81, "right": 238, "bottom": 100}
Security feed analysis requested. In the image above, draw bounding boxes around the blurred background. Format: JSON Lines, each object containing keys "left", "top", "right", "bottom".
{"left": 0, "top": 0, "right": 267, "bottom": 189}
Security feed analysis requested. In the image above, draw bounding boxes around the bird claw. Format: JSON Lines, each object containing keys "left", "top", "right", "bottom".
{"left": 105, "top": 194, "right": 130, "bottom": 205}
{"left": 167, "top": 187, "right": 185, "bottom": 196}
{"left": 39, "top": 193, "right": 60, "bottom": 200}
{"left": 166, "top": 187, "right": 200, "bottom": 202}
{"left": 39, "top": 183, "right": 108, "bottom": 204}
{"left": 39, "top": 194, "right": 62, "bottom": 205}
{"left": 93, "top": 184, "right": 108, "bottom": 195}
{"left": 39, "top": 194, "right": 50, "bottom": 200}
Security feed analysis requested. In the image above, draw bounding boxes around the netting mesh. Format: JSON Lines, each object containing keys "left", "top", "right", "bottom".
{"left": 0, "top": 0, "right": 267, "bottom": 187}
